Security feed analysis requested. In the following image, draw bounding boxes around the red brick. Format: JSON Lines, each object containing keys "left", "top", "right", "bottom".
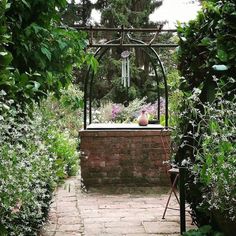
{"left": 80, "top": 130, "right": 171, "bottom": 187}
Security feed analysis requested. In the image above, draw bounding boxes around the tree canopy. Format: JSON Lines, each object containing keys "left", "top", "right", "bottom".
{"left": 0, "top": 0, "right": 88, "bottom": 107}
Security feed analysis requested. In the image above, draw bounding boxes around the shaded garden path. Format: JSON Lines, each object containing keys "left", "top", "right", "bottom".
{"left": 41, "top": 177, "right": 195, "bottom": 236}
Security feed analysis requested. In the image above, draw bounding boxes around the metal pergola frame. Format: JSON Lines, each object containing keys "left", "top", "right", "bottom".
{"left": 75, "top": 26, "right": 187, "bottom": 235}
{"left": 75, "top": 26, "right": 177, "bottom": 130}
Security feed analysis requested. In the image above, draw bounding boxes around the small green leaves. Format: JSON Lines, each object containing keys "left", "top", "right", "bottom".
{"left": 0, "top": 51, "right": 13, "bottom": 66}
{"left": 57, "top": 39, "right": 67, "bottom": 50}
{"left": 200, "top": 37, "right": 211, "bottom": 46}
{"left": 0, "top": 52, "right": 8, "bottom": 56}
{"left": 85, "top": 54, "right": 99, "bottom": 74}
{"left": 32, "top": 81, "right": 40, "bottom": 91}
{"left": 217, "top": 49, "right": 228, "bottom": 62}
{"left": 21, "top": 0, "right": 31, "bottom": 9}
{"left": 177, "top": 0, "right": 236, "bottom": 226}
{"left": 41, "top": 47, "right": 51, "bottom": 61}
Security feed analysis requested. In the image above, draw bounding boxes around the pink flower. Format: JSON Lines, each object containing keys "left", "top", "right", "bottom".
{"left": 112, "top": 104, "right": 122, "bottom": 119}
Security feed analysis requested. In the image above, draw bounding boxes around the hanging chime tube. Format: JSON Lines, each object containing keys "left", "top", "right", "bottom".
{"left": 122, "top": 59, "right": 124, "bottom": 86}
{"left": 127, "top": 58, "right": 130, "bottom": 87}
{"left": 121, "top": 51, "right": 131, "bottom": 88}
{"left": 124, "top": 58, "right": 127, "bottom": 87}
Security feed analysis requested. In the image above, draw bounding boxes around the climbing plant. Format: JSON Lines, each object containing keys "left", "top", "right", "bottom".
{"left": 176, "top": 0, "right": 236, "bottom": 234}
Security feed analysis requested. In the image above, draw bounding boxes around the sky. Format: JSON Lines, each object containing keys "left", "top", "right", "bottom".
{"left": 73, "top": 0, "right": 202, "bottom": 28}
{"left": 149, "top": 0, "right": 202, "bottom": 28}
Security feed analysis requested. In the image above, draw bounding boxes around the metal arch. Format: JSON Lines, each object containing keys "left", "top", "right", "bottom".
{"left": 125, "top": 39, "right": 161, "bottom": 122}
{"left": 84, "top": 35, "right": 169, "bottom": 129}
{"left": 127, "top": 34, "right": 169, "bottom": 127}
{"left": 84, "top": 38, "right": 121, "bottom": 129}
{"left": 126, "top": 35, "right": 161, "bottom": 122}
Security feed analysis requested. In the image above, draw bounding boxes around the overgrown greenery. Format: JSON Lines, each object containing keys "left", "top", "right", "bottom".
{"left": 183, "top": 225, "right": 223, "bottom": 236}
{"left": 0, "top": 92, "right": 80, "bottom": 235}
{"left": 41, "top": 85, "right": 84, "bottom": 138}
{"left": 176, "top": 0, "right": 236, "bottom": 234}
{"left": 0, "top": 0, "right": 91, "bottom": 234}
{"left": 0, "top": 0, "right": 90, "bottom": 107}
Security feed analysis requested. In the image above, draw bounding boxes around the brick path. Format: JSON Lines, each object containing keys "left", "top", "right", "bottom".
{"left": 40, "top": 177, "right": 195, "bottom": 236}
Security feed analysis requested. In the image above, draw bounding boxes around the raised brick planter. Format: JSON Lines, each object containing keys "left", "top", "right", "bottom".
{"left": 79, "top": 129, "right": 171, "bottom": 187}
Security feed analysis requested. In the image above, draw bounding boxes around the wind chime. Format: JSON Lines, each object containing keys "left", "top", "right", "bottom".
{"left": 121, "top": 51, "right": 130, "bottom": 107}
{"left": 121, "top": 51, "right": 131, "bottom": 88}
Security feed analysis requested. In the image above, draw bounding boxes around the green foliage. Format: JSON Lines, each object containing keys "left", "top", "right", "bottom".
{"left": 39, "top": 86, "right": 83, "bottom": 179}
{"left": 74, "top": 0, "right": 170, "bottom": 108}
{"left": 179, "top": 81, "right": 236, "bottom": 227}
{"left": 0, "top": 1, "right": 12, "bottom": 90}
{"left": 45, "top": 129, "right": 79, "bottom": 178}
{"left": 0, "top": 90, "right": 80, "bottom": 235}
{"left": 183, "top": 225, "right": 223, "bottom": 236}
{"left": 168, "top": 69, "right": 183, "bottom": 128}
{"left": 190, "top": 88, "right": 236, "bottom": 221}
{"left": 0, "top": 94, "right": 55, "bottom": 235}
{"left": 41, "top": 85, "right": 84, "bottom": 138}
{"left": 0, "top": 0, "right": 88, "bottom": 106}
{"left": 176, "top": 0, "right": 236, "bottom": 232}
{"left": 0, "top": 0, "right": 92, "bottom": 235}
{"left": 177, "top": 0, "right": 235, "bottom": 95}
{"left": 101, "top": 0, "right": 161, "bottom": 27}
{"left": 61, "top": 0, "right": 93, "bottom": 26}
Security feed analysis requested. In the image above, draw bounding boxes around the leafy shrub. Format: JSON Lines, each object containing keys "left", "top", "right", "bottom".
{"left": 36, "top": 87, "right": 81, "bottom": 180}
{"left": 183, "top": 225, "right": 223, "bottom": 236}
{"left": 187, "top": 85, "right": 236, "bottom": 221}
{"left": 0, "top": 91, "right": 80, "bottom": 235}
{"left": 176, "top": 0, "right": 236, "bottom": 232}
{"left": 40, "top": 85, "right": 84, "bottom": 138}
{"left": 0, "top": 93, "right": 56, "bottom": 235}
{"left": 0, "top": 0, "right": 87, "bottom": 106}
{"left": 45, "top": 128, "right": 79, "bottom": 178}
{"left": 0, "top": 0, "right": 90, "bottom": 235}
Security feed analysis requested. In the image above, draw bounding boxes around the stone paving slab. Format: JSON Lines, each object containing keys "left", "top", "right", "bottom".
{"left": 143, "top": 221, "right": 180, "bottom": 234}
{"left": 40, "top": 176, "right": 196, "bottom": 236}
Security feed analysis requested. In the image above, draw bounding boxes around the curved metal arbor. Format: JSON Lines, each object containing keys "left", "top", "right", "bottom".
{"left": 78, "top": 27, "right": 177, "bottom": 130}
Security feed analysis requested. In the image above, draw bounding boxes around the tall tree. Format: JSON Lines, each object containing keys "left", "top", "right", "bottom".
{"left": 0, "top": 0, "right": 88, "bottom": 106}
{"left": 61, "top": 0, "right": 94, "bottom": 26}
{"left": 91, "top": 0, "right": 164, "bottom": 104}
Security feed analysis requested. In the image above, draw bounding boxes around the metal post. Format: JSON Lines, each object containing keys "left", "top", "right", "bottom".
{"left": 179, "top": 166, "right": 186, "bottom": 234}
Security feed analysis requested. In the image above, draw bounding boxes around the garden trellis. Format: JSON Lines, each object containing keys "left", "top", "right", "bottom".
{"left": 74, "top": 25, "right": 177, "bottom": 130}
{"left": 75, "top": 26, "right": 189, "bottom": 234}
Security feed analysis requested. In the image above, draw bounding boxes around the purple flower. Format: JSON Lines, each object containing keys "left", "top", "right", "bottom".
{"left": 140, "top": 98, "right": 166, "bottom": 117}
{"left": 112, "top": 104, "right": 122, "bottom": 119}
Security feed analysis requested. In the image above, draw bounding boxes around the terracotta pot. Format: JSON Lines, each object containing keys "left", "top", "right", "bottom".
{"left": 138, "top": 110, "right": 148, "bottom": 126}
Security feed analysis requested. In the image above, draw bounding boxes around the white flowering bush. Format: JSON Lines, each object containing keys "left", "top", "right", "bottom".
{"left": 178, "top": 81, "right": 236, "bottom": 222}
{"left": 191, "top": 94, "right": 236, "bottom": 221}
{"left": 174, "top": 0, "right": 236, "bottom": 233}
{"left": 0, "top": 90, "right": 79, "bottom": 235}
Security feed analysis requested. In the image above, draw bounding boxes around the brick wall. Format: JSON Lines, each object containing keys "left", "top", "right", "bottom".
{"left": 79, "top": 130, "right": 171, "bottom": 187}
